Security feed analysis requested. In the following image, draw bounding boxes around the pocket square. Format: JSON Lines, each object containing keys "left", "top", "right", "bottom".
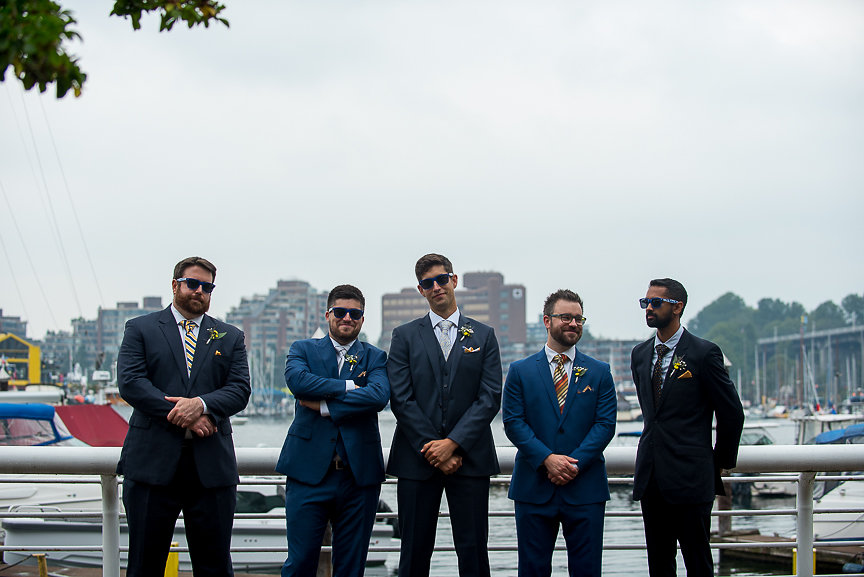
{"left": 677, "top": 370, "right": 692, "bottom": 379}
{"left": 214, "top": 350, "right": 222, "bottom": 356}
{"left": 578, "top": 384, "right": 593, "bottom": 394}
{"left": 355, "top": 371, "right": 367, "bottom": 378}
{"left": 463, "top": 346, "right": 480, "bottom": 353}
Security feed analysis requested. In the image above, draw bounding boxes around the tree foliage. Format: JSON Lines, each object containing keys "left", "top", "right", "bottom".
{"left": 0, "top": 0, "right": 228, "bottom": 98}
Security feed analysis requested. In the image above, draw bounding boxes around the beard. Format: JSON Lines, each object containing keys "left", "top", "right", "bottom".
{"left": 175, "top": 290, "right": 210, "bottom": 316}
{"left": 646, "top": 312, "right": 671, "bottom": 329}
{"left": 549, "top": 324, "right": 582, "bottom": 348}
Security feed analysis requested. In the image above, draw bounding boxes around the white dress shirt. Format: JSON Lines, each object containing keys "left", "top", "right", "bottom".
{"left": 652, "top": 325, "right": 685, "bottom": 377}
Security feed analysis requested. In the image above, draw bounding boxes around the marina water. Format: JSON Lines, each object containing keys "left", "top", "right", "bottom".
{"left": 232, "top": 411, "right": 798, "bottom": 576}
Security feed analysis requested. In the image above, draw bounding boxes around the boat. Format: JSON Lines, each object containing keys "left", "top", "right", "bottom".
{"left": 813, "top": 423, "right": 864, "bottom": 541}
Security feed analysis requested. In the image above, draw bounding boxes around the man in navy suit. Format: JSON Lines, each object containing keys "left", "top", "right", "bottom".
{"left": 276, "top": 284, "right": 390, "bottom": 577}
{"left": 503, "top": 289, "right": 617, "bottom": 577}
{"left": 631, "top": 278, "right": 744, "bottom": 577}
{"left": 387, "top": 253, "right": 502, "bottom": 577}
{"left": 117, "top": 256, "right": 251, "bottom": 577}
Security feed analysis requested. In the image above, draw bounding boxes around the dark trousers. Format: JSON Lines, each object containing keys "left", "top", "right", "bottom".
{"left": 640, "top": 479, "right": 714, "bottom": 577}
{"left": 122, "top": 446, "right": 236, "bottom": 577}
{"left": 281, "top": 468, "right": 380, "bottom": 577}
{"left": 514, "top": 497, "right": 605, "bottom": 577}
{"left": 397, "top": 474, "right": 491, "bottom": 577}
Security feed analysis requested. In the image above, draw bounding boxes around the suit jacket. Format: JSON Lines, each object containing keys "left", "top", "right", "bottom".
{"left": 631, "top": 329, "right": 745, "bottom": 504}
{"left": 275, "top": 337, "right": 390, "bottom": 487}
{"left": 117, "top": 307, "right": 251, "bottom": 487}
{"left": 387, "top": 314, "right": 502, "bottom": 480}
{"left": 503, "top": 348, "right": 617, "bottom": 505}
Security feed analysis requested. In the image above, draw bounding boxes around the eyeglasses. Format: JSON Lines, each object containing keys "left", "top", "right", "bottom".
{"left": 639, "top": 297, "right": 680, "bottom": 309}
{"left": 176, "top": 277, "right": 216, "bottom": 294}
{"left": 328, "top": 307, "right": 364, "bottom": 320}
{"left": 549, "top": 313, "right": 588, "bottom": 325}
{"left": 418, "top": 273, "right": 454, "bottom": 290}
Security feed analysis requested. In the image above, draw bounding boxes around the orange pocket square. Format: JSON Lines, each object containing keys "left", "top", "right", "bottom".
{"left": 214, "top": 350, "right": 222, "bottom": 356}
{"left": 355, "top": 371, "right": 367, "bottom": 378}
{"left": 677, "top": 370, "right": 692, "bottom": 379}
{"left": 463, "top": 346, "right": 481, "bottom": 353}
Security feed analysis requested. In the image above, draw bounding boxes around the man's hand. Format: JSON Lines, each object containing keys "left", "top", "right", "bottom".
{"left": 165, "top": 396, "right": 204, "bottom": 428}
{"left": 544, "top": 454, "right": 579, "bottom": 486}
{"left": 190, "top": 415, "right": 216, "bottom": 437}
{"left": 421, "top": 438, "right": 459, "bottom": 467}
{"left": 438, "top": 455, "right": 463, "bottom": 475}
{"left": 299, "top": 399, "right": 321, "bottom": 411}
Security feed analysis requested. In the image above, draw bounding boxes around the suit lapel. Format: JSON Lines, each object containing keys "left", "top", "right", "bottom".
{"left": 662, "top": 329, "right": 691, "bottom": 395}
{"left": 561, "top": 351, "right": 583, "bottom": 421}
{"left": 445, "top": 314, "right": 469, "bottom": 383}
{"left": 340, "top": 341, "right": 364, "bottom": 378}
{"left": 187, "top": 315, "right": 218, "bottom": 393}
{"left": 316, "top": 336, "right": 339, "bottom": 378}
{"left": 418, "top": 316, "right": 444, "bottom": 384}
{"left": 533, "top": 350, "right": 559, "bottom": 414}
{"left": 158, "top": 308, "right": 188, "bottom": 384}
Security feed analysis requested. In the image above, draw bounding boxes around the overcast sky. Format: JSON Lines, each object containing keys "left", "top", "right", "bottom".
{"left": 1, "top": 0, "right": 862, "bottom": 346}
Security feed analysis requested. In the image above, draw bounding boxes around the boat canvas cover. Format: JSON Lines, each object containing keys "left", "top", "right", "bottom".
{"left": 55, "top": 405, "right": 129, "bottom": 447}
{"left": 0, "top": 403, "right": 73, "bottom": 445}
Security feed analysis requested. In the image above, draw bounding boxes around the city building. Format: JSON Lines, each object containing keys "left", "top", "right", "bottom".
{"left": 226, "top": 280, "right": 329, "bottom": 389}
{"left": 379, "top": 271, "right": 526, "bottom": 352}
{"left": 0, "top": 309, "right": 27, "bottom": 339}
{"left": 0, "top": 333, "right": 40, "bottom": 388}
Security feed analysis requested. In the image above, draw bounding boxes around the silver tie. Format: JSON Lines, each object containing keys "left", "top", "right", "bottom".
{"left": 438, "top": 320, "right": 454, "bottom": 360}
{"left": 337, "top": 346, "right": 347, "bottom": 374}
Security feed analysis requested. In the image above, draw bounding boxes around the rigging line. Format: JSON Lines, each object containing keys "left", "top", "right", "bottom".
{"left": 37, "top": 97, "right": 106, "bottom": 308}
{"left": 17, "top": 87, "right": 83, "bottom": 317}
{"left": 0, "top": 181, "right": 60, "bottom": 328}
{"left": 0, "top": 181, "right": 30, "bottom": 321}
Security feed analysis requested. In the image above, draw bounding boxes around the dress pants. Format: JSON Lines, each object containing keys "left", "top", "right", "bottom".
{"left": 123, "top": 444, "right": 237, "bottom": 577}
{"left": 514, "top": 497, "right": 605, "bottom": 577}
{"left": 640, "top": 478, "right": 714, "bottom": 577}
{"left": 397, "top": 474, "right": 491, "bottom": 577}
{"left": 281, "top": 467, "right": 380, "bottom": 577}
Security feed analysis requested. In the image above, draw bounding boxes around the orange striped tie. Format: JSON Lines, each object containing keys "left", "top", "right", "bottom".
{"left": 553, "top": 353, "right": 569, "bottom": 413}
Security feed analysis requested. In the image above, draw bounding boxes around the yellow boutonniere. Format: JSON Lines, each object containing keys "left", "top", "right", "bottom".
{"left": 458, "top": 324, "right": 474, "bottom": 341}
{"left": 206, "top": 327, "right": 227, "bottom": 344}
{"left": 345, "top": 354, "right": 359, "bottom": 372}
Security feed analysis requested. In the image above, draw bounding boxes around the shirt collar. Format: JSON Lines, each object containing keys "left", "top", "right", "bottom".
{"left": 329, "top": 336, "right": 356, "bottom": 352}
{"left": 654, "top": 325, "right": 685, "bottom": 350}
{"left": 171, "top": 304, "right": 204, "bottom": 328}
{"left": 429, "top": 307, "right": 461, "bottom": 328}
{"left": 545, "top": 344, "right": 576, "bottom": 365}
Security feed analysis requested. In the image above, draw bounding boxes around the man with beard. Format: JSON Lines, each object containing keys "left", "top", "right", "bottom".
{"left": 631, "top": 278, "right": 744, "bottom": 577}
{"left": 387, "top": 253, "right": 502, "bottom": 577}
{"left": 117, "top": 256, "right": 251, "bottom": 577}
{"left": 276, "top": 285, "right": 390, "bottom": 577}
{"left": 503, "top": 289, "right": 617, "bottom": 577}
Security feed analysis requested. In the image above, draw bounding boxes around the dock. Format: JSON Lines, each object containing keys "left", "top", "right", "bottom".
{"left": 716, "top": 529, "right": 864, "bottom": 573}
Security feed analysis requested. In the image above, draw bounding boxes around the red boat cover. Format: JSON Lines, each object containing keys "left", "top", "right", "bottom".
{"left": 55, "top": 404, "right": 129, "bottom": 447}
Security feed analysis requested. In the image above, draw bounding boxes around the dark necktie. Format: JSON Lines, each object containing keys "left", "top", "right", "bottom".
{"left": 652, "top": 344, "right": 670, "bottom": 404}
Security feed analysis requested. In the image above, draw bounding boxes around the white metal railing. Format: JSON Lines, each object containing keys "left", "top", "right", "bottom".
{"left": 1, "top": 444, "right": 863, "bottom": 577}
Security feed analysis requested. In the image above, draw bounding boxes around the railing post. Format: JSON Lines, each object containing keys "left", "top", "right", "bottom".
{"left": 796, "top": 472, "right": 816, "bottom": 577}
{"left": 101, "top": 474, "right": 121, "bottom": 577}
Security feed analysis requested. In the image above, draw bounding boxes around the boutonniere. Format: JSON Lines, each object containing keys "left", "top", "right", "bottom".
{"left": 573, "top": 366, "right": 592, "bottom": 393}
{"left": 206, "top": 327, "right": 226, "bottom": 344}
{"left": 673, "top": 356, "right": 692, "bottom": 379}
{"left": 463, "top": 346, "right": 480, "bottom": 353}
{"left": 345, "top": 354, "right": 359, "bottom": 372}
{"left": 458, "top": 324, "right": 474, "bottom": 341}
{"left": 214, "top": 350, "right": 222, "bottom": 356}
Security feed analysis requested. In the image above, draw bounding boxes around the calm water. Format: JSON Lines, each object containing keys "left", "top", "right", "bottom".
{"left": 232, "top": 411, "right": 799, "bottom": 577}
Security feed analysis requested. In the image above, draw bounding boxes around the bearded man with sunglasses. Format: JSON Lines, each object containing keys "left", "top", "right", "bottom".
{"left": 117, "top": 256, "right": 251, "bottom": 577}
{"left": 631, "top": 278, "right": 744, "bottom": 577}
{"left": 387, "top": 253, "right": 502, "bottom": 577}
{"left": 276, "top": 284, "right": 390, "bottom": 577}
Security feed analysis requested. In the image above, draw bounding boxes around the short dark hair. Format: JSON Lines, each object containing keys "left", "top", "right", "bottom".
{"left": 415, "top": 253, "right": 453, "bottom": 282}
{"left": 543, "top": 289, "right": 584, "bottom": 317}
{"left": 327, "top": 284, "right": 365, "bottom": 308}
{"left": 173, "top": 256, "right": 217, "bottom": 281}
{"left": 649, "top": 278, "right": 688, "bottom": 315}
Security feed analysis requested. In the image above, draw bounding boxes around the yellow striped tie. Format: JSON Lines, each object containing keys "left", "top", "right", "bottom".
{"left": 182, "top": 320, "right": 197, "bottom": 375}
{"left": 553, "top": 353, "right": 569, "bottom": 413}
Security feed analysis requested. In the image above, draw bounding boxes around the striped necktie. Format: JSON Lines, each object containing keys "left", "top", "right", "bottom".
{"left": 553, "top": 353, "right": 569, "bottom": 413}
{"left": 182, "top": 320, "right": 197, "bottom": 375}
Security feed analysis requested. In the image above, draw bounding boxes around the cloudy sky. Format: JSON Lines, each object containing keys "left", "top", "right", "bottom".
{"left": 1, "top": 0, "right": 862, "bottom": 345}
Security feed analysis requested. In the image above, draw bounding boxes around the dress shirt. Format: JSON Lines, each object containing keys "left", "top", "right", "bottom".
{"left": 652, "top": 325, "right": 685, "bottom": 378}
{"left": 544, "top": 344, "right": 576, "bottom": 380}
{"left": 320, "top": 337, "right": 357, "bottom": 417}
{"left": 170, "top": 304, "right": 208, "bottom": 415}
{"left": 429, "top": 308, "right": 460, "bottom": 351}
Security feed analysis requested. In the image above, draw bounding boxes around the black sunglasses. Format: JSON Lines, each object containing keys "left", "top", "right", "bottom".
{"left": 639, "top": 297, "right": 679, "bottom": 309}
{"left": 419, "top": 273, "right": 454, "bottom": 290}
{"left": 328, "top": 307, "right": 364, "bottom": 320}
{"left": 176, "top": 277, "right": 216, "bottom": 294}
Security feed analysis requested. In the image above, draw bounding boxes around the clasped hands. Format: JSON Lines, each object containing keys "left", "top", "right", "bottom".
{"left": 165, "top": 396, "right": 215, "bottom": 437}
{"left": 544, "top": 453, "right": 579, "bottom": 486}
{"left": 421, "top": 438, "right": 462, "bottom": 475}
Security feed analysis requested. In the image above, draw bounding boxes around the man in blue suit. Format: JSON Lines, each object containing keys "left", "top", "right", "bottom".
{"left": 503, "top": 289, "right": 617, "bottom": 577}
{"left": 387, "top": 253, "right": 502, "bottom": 577}
{"left": 118, "top": 256, "right": 251, "bottom": 577}
{"left": 276, "top": 284, "right": 390, "bottom": 577}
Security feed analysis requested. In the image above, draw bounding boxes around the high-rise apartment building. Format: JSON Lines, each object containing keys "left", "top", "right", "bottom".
{"left": 0, "top": 309, "right": 27, "bottom": 339}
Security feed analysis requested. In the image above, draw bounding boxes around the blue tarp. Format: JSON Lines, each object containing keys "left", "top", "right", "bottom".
{"left": 813, "top": 423, "right": 864, "bottom": 444}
